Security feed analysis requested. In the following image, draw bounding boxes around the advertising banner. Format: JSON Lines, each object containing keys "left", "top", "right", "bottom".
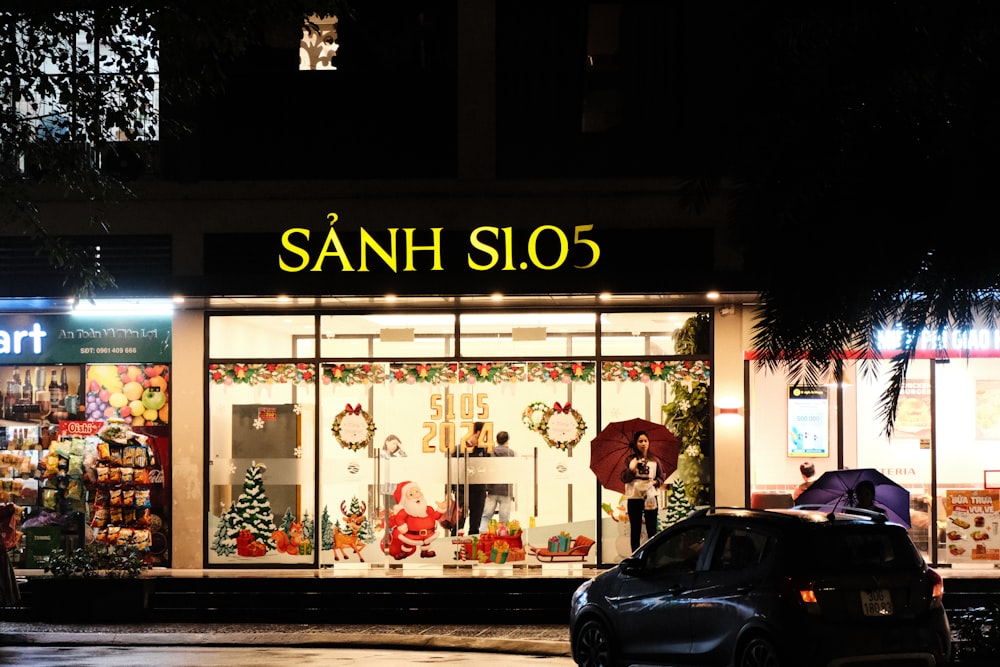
{"left": 787, "top": 385, "right": 829, "bottom": 458}
{"left": 944, "top": 489, "right": 1000, "bottom": 562}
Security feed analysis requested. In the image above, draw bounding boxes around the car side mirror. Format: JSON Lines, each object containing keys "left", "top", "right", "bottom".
{"left": 619, "top": 556, "right": 642, "bottom": 576}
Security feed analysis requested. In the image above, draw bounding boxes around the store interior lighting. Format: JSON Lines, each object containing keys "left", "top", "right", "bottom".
{"left": 69, "top": 298, "right": 176, "bottom": 317}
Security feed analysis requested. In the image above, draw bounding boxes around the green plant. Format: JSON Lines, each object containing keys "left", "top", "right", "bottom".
{"left": 663, "top": 313, "right": 712, "bottom": 505}
{"left": 43, "top": 543, "right": 150, "bottom": 579}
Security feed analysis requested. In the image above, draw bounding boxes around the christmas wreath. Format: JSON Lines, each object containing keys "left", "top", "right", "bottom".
{"left": 538, "top": 402, "right": 587, "bottom": 451}
{"left": 521, "top": 401, "right": 549, "bottom": 433}
{"left": 331, "top": 403, "right": 376, "bottom": 451}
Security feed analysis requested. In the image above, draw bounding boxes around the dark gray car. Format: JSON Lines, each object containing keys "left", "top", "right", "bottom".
{"left": 570, "top": 507, "right": 951, "bottom": 667}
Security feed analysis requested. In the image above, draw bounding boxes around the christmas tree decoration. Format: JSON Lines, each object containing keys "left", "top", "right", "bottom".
{"left": 233, "top": 461, "right": 278, "bottom": 552}
{"left": 211, "top": 501, "right": 242, "bottom": 557}
{"left": 321, "top": 506, "right": 335, "bottom": 551}
{"left": 661, "top": 478, "right": 696, "bottom": 530}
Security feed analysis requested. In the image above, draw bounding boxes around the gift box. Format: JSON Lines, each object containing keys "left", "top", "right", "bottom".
{"left": 508, "top": 547, "right": 525, "bottom": 562}
{"left": 548, "top": 537, "right": 560, "bottom": 552}
{"left": 479, "top": 532, "right": 495, "bottom": 557}
{"left": 558, "top": 534, "right": 570, "bottom": 552}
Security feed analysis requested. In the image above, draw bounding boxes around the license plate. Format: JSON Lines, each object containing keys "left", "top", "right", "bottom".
{"left": 860, "top": 589, "right": 893, "bottom": 616}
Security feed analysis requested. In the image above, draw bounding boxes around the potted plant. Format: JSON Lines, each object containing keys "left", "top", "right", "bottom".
{"left": 30, "top": 542, "right": 152, "bottom": 621}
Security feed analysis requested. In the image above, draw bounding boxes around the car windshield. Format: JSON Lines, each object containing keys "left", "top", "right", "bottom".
{"left": 790, "top": 524, "right": 924, "bottom": 573}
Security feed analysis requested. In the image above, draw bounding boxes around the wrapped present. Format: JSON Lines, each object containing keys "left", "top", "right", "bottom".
{"left": 487, "top": 518, "right": 499, "bottom": 535}
{"left": 479, "top": 532, "right": 496, "bottom": 556}
{"left": 559, "top": 531, "right": 572, "bottom": 552}
{"left": 496, "top": 522, "right": 509, "bottom": 537}
{"left": 495, "top": 540, "right": 510, "bottom": 563}
{"left": 548, "top": 536, "right": 560, "bottom": 552}
{"left": 508, "top": 547, "right": 526, "bottom": 562}
{"left": 508, "top": 519, "right": 522, "bottom": 535}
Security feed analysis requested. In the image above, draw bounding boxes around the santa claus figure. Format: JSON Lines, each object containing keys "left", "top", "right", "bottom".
{"left": 388, "top": 481, "right": 443, "bottom": 560}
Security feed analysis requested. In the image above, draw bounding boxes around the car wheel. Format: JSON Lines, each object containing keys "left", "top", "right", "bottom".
{"left": 739, "top": 635, "right": 781, "bottom": 667}
{"left": 573, "top": 619, "right": 615, "bottom": 667}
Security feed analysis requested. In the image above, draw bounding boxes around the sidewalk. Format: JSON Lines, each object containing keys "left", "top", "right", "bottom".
{"left": 0, "top": 622, "right": 572, "bottom": 657}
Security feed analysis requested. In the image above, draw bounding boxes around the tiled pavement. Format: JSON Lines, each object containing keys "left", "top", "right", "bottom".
{"left": 0, "top": 622, "right": 572, "bottom": 656}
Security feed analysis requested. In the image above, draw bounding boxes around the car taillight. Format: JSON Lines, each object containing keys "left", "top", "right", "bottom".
{"left": 926, "top": 568, "right": 944, "bottom": 607}
{"left": 782, "top": 577, "right": 821, "bottom": 614}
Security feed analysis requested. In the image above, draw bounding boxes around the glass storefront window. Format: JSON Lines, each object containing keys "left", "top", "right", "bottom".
{"left": 319, "top": 313, "right": 455, "bottom": 358}
{"left": 206, "top": 308, "right": 711, "bottom": 568}
{"left": 209, "top": 315, "right": 315, "bottom": 358}
{"left": 206, "top": 368, "right": 316, "bottom": 565}
{"left": 459, "top": 312, "right": 596, "bottom": 357}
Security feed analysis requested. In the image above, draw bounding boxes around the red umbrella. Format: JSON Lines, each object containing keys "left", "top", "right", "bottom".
{"left": 590, "top": 417, "right": 681, "bottom": 494}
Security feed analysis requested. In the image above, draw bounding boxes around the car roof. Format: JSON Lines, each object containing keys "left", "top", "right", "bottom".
{"left": 694, "top": 506, "right": 903, "bottom": 528}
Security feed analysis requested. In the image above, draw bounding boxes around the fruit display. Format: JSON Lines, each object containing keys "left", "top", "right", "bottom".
{"left": 85, "top": 364, "right": 170, "bottom": 426}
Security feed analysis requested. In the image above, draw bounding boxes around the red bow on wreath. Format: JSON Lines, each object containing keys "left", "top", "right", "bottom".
{"left": 344, "top": 403, "right": 363, "bottom": 414}
{"left": 553, "top": 401, "right": 573, "bottom": 413}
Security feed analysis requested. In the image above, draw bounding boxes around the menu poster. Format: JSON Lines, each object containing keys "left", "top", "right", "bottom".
{"left": 894, "top": 381, "right": 931, "bottom": 440}
{"left": 976, "top": 380, "right": 1000, "bottom": 440}
{"left": 787, "top": 385, "right": 829, "bottom": 458}
{"left": 944, "top": 489, "right": 1000, "bottom": 562}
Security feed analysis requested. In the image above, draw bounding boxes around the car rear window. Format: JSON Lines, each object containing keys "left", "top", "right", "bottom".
{"left": 789, "top": 525, "right": 924, "bottom": 573}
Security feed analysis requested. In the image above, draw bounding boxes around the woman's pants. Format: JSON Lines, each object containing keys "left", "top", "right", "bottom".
{"left": 627, "top": 498, "right": 658, "bottom": 552}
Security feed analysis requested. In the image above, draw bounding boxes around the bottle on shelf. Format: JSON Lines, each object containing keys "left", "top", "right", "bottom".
{"left": 59, "top": 367, "right": 69, "bottom": 408}
{"left": 48, "top": 370, "right": 63, "bottom": 408}
{"left": 7, "top": 366, "right": 22, "bottom": 412}
{"left": 35, "top": 368, "right": 45, "bottom": 393}
{"left": 21, "top": 367, "right": 33, "bottom": 403}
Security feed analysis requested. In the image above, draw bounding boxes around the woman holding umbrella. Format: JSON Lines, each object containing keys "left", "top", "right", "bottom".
{"left": 621, "top": 431, "right": 667, "bottom": 551}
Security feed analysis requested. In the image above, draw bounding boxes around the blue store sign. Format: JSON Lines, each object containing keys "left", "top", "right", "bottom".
{"left": 0, "top": 313, "right": 171, "bottom": 364}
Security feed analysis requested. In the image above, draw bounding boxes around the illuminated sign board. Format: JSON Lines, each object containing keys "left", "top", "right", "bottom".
{"left": 0, "top": 314, "right": 171, "bottom": 364}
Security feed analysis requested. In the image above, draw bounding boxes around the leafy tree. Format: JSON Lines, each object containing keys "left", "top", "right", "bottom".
{"left": 681, "top": 3, "right": 1000, "bottom": 435}
{"left": 1, "top": 1, "right": 351, "bottom": 300}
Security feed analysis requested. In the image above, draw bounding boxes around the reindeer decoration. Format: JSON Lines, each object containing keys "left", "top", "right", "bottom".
{"left": 332, "top": 500, "right": 367, "bottom": 562}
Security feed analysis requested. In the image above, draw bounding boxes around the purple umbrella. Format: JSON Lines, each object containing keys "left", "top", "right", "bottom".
{"left": 795, "top": 468, "right": 911, "bottom": 527}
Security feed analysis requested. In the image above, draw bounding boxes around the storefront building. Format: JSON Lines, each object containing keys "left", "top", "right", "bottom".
{"left": 747, "top": 324, "right": 1000, "bottom": 571}
{"left": 4, "top": 4, "right": 997, "bottom": 577}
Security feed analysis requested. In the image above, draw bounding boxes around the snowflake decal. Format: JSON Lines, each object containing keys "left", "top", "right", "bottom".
{"left": 229, "top": 463, "right": 237, "bottom": 475}
{"left": 293, "top": 403, "right": 302, "bottom": 415}
{"left": 253, "top": 417, "right": 264, "bottom": 430}
{"left": 293, "top": 446, "right": 302, "bottom": 458}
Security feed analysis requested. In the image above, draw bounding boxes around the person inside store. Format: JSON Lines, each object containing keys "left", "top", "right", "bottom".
{"left": 444, "top": 421, "right": 486, "bottom": 535}
{"left": 853, "top": 480, "right": 886, "bottom": 515}
{"left": 792, "top": 461, "right": 816, "bottom": 501}
{"left": 480, "top": 430, "right": 515, "bottom": 532}
{"left": 1, "top": 502, "right": 21, "bottom": 607}
{"left": 379, "top": 434, "right": 407, "bottom": 549}
{"left": 465, "top": 421, "right": 489, "bottom": 535}
{"left": 621, "top": 431, "right": 667, "bottom": 552}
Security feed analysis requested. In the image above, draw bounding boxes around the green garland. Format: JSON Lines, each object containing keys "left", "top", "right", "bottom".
{"left": 208, "top": 363, "right": 316, "bottom": 385}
